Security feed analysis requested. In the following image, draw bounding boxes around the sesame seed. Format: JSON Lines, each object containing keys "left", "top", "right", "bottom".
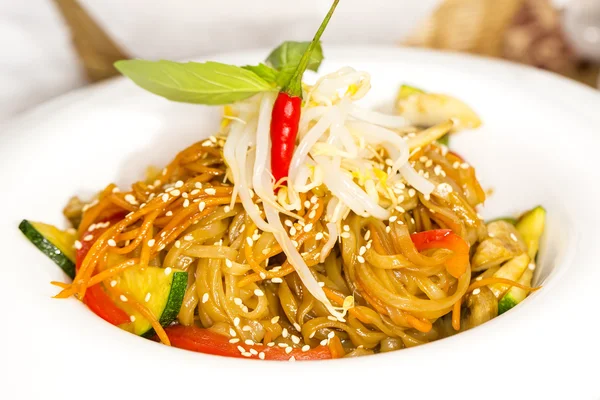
{"left": 184, "top": 235, "right": 194, "bottom": 241}
{"left": 278, "top": 343, "right": 288, "bottom": 348}
{"left": 106, "top": 239, "right": 116, "bottom": 247}
{"left": 318, "top": 281, "right": 325, "bottom": 287}
{"left": 385, "top": 226, "right": 391, "bottom": 233}
{"left": 327, "top": 331, "right": 335, "bottom": 339}
{"left": 272, "top": 277, "right": 283, "bottom": 284}
{"left": 472, "top": 288, "right": 481, "bottom": 295}
{"left": 359, "top": 246, "right": 367, "bottom": 256}
{"left": 233, "top": 317, "right": 240, "bottom": 326}
{"left": 302, "top": 345, "right": 310, "bottom": 352}
{"left": 224, "top": 205, "right": 231, "bottom": 212}
{"left": 164, "top": 267, "right": 172, "bottom": 276}
{"left": 340, "top": 232, "right": 350, "bottom": 239}
{"left": 225, "top": 259, "right": 233, "bottom": 268}
{"left": 171, "top": 190, "right": 181, "bottom": 197}
{"left": 528, "top": 263, "right": 536, "bottom": 271}
{"left": 282, "top": 328, "right": 289, "bottom": 338}
{"left": 237, "top": 346, "right": 246, "bottom": 353}
{"left": 343, "top": 225, "right": 350, "bottom": 232}
{"left": 205, "top": 188, "right": 217, "bottom": 195}
{"left": 124, "top": 194, "right": 137, "bottom": 205}
{"left": 357, "top": 255, "right": 365, "bottom": 263}
{"left": 303, "top": 223, "right": 313, "bottom": 232}
{"left": 74, "top": 240, "right": 82, "bottom": 250}
{"left": 510, "top": 233, "right": 518, "bottom": 242}
{"left": 246, "top": 237, "right": 253, "bottom": 246}
{"left": 119, "top": 295, "right": 128, "bottom": 302}
{"left": 267, "top": 342, "right": 275, "bottom": 347}
{"left": 249, "top": 348, "right": 258, "bottom": 356}
{"left": 175, "top": 180, "right": 184, "bottom": 188}
{"left": 271, "top": 316, "right": 280, "bottom": 324}
{"left": 110, "top": 280, "right": 117, "bottom": 287}
{"left": 182, "top": 199, "right": 190, "bottom": 208}
{"left": 174, "top": 240, "right": 181, "bottom": 248}
{"left": 242, "top": 325, "right": 252, "bottom": 332}
{"left": 147, "top": 239, "right": 155, "bottom": 247}
{"left": 130, "top": 315, "right": 136, "bottom": 322}
{"left": 229, "top": 338, "right": 240, "bottom": 344}
{"left": 293, "top": 323, "right": 302, "bottom": 331}
{"left": 408, "top": 188, "right": 416, "bottom": 197}
{"left": 285, "top": 347, "right": 293, "bottom": 354}
{"left": 304, "top": 200, "right": 311, "bottom": 209}
{"left": 83, "top": 235, "right": 94, "bottom": 241}
{"left": 245, "top": 339, "right": 254, "bottom": 346}
{"left": 475, "top": 276, "right": 483, "bottom": 281}
{"left": 259, "top": 352, "right": 265, "bottom": 360}
{"left": 289, "top": 356, "right": 296, "bottom": 362}
{"left": 145, "top": 292, "right": 151, "bottom": 302}
{"left": 202, "top": 293, "right": 209, "bottom": 303}
{"left": 291, "top": 335, "right": 300, "bottom": 344}
{"left": 315, "top": 232, "right": 324, "bottom": 241}
{"left": 162, "top": 194, "right": 169, "bottom": 202}
{"left": 389, "top": 216, "right": 398, "bottom": 222}
{"left": 460, "top": 162, "right": 470, "bottom": 170}
{"left": 233, "top": 297, "right": 243, "bottom": 306}
{"left": 289, "top": 227, "right": 297, "bottom": 236}
{"left": 320, "top": 339, "right": 328, "bottom": 346}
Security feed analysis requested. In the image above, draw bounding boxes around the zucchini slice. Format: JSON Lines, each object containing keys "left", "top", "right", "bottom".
{"left": 516, "top": 206, "right": 546, "bottom": 260}
{"left": 110, "top": 267, "right": 187, "bottom": 337}
{"left": 19, "top": 220, "right": 76, "bottom": 279}
{"left": 498, "top": 267, "right": 534, "bottom": 315}
{"left": 488, "top": 253, "right": 530, "bottom": 299}
{"left": 498, "top": 206, "right": 545, "bottom": 313}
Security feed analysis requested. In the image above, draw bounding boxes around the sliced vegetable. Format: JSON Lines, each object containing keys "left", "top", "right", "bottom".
{"left": 472, "top": 220, "right": 526, "bottom": 271}
{"left": 76, "top": 222, "right": 186, "bottom": 335}
{"left": 463, "top": 286, "right": 498, "bottom": 330}
{"left": 164, "top": 325, "right": 333, "bottom": 360}
{"left": 498, "top": 267, "right": 534, "bottom": 314}
{"left": 498, "top": 206, "right": 545, "bottom": 313}
{"left": 396, "top": 91, "right": 481, "bottom": 130}
{"left": 410, "top": 229, "right": 470, "bottom": 278}
{"left": 110, "top": 267, "right": 187, "bottom": 337}
{"left": 19, "top": 220, "right": 77, "bottom": 279}
{"left": 515, "top": 206, "right": 546, "bottom": 260}
{"left": 488, "top": 253, "right": 530, "bottom": 298}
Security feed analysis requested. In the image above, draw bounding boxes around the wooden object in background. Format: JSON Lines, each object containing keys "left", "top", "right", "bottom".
{"left": 52, "top": 0, "right": 130, "bottom": 82}
{"left": 405, "top": 0, "right": 599, "bottom": 87}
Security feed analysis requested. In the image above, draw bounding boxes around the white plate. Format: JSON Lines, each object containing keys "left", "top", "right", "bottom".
{"left": 1, "top": 47, "right": 599, "bottom": 399}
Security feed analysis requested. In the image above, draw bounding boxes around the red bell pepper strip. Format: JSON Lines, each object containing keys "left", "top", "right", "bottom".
{"left": 410, "top": 229, "right": 470, "bottom": 278}
{"left": 165, "top": 325, "right": 332, "bottom": 360}
{"left": 270, "top": 0, "right": 339, "bottom": 184}
{"left": 76, "top": 222, "right": 130, "bottom": 326}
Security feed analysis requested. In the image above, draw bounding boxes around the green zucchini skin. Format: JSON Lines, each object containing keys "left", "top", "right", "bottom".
{"left": 19, "top": 220, "right": 76, "bottom": 279}
{"left": 141, "top": 271, "right": 188, "bottom": 338}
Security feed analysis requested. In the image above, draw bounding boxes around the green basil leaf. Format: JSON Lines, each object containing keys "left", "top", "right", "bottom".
{"left": 266, "top": 41, "right": 324, "bottom": 87}
{"left": 114, "top": 60, "right": 275, "bottom": 105}
{"left": 242, "top": 63, "right": 278, "bottom": 85}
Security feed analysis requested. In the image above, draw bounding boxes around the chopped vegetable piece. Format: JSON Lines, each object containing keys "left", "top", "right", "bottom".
{"left": 397, "top": 92, "right": 481, "bottom": 130}
{"left": 19, "top": 220, "right": 77, "bottom": 279}
{"left": 488, "top": 253, "right": 530, "bottom": 298}
{"left": 498, "top": 267, "right": 534, "bottom": 314}
{"left": 410, "top": 229, "right": 470, "bottom": 278}
{"left": 515, "top": 206, "right": 546, "bottom": 260}
{"left": 165, "top": 325, "right": 332, "bottom": 360}
{"left": 472, "top": 220, "right": 526, "bottom": 271}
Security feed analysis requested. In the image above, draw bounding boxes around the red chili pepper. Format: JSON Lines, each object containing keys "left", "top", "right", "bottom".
{"left": 76, "top": 221, "right": 130, "bottom": 326}
{"left": 410, "top": 229, "right": 470, "bottom": 279}
{"left": 270, "top": 0, "right": 339, "bottom": 184}
{"left": 164, "top": 325, "right": 332, "bottom": 360}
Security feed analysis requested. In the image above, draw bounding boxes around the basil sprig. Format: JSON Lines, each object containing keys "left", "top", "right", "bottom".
{"left": 115, "top": 40, "right": 325, "bottom": 105}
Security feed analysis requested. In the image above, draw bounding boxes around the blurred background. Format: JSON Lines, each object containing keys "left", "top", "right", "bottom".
{"left": 0, "top": 0, "right": 598, "bottom": 122}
